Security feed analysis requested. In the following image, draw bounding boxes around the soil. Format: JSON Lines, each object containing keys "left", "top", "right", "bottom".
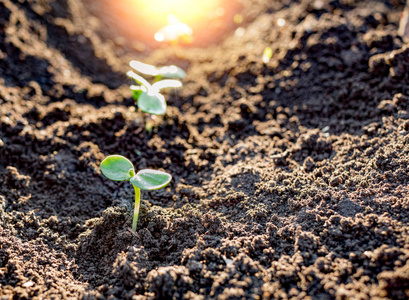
{"left": 1, "top": 0, "right": 409, "bottom": 299}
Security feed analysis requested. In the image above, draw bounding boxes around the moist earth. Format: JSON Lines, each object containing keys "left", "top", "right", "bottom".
{"left": 1, "top": 0, "right": 409, "bottom": 299}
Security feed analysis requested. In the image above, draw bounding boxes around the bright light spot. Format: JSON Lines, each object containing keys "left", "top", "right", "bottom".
{"left": 107, "top": 0, "right": 241, "bottom": 46}
{"left": 314, "top": 0, "right": 324, "bottom": 9}
{"left": 234, "top": 14, "right": 243, "bottom": 24}
{"left": 129, "top": 0, "right": 221, "bottom": 28}
{"left": 235, "top": 27, "right": 244, "bottom": 37}
{"left": 154, "top": 14, "right": 193, "bottom": 43}
{"left": 154, "top": 33, "right": 165, "bottom": 42}
{"left": 23, "top": 281, "right": 34, "bottom": 288}
{"left": 167, "top": 14, "right": 179, "bottom": 25}
{"left": 277, "top": 18, "right": 286, "bottom": 27}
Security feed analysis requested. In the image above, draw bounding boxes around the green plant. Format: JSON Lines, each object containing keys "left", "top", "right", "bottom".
{"left": 127, "top": 61, "right": 185, "bottom": 116}
{"left": 100, "top": 155, "right": 172, "bottom": 231}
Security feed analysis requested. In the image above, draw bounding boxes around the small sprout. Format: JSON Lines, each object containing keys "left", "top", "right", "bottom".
{"left": 100, "top": 155, "right": 172, "bottom": 231}
{"left": 128, "top": 80, "right": 167, "bottom": 115}
{"left": 127, "top": 61, "right": 184, "bottom": 121}
{"left": 262, "top": 47, "right": 273, "bottom": 64}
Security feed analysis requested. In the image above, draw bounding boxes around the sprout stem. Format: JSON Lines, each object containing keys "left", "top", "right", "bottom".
{"left": 145, "top": 115, "right": 153, "bottom": 132}
{"left": 153, "top": 75, "right": 162, "bottom": 83}
{"left": 132, "top": 185, "right": 141, "bottom": 231}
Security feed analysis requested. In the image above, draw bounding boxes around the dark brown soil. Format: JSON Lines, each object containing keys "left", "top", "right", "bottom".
{"left": 1, "top": 0, "right": 409, "bottom": 299}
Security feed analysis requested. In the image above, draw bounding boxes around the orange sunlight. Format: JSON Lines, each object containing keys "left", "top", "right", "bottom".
{"left": 106, "top": 0, "right": 240, "bottom": 46}
{"left": 130, "top": 0, "right": 221, "bottom": 28}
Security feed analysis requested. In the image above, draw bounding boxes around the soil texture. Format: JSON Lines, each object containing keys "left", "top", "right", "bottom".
{"left": 1, "top": 0, "right": 409, "bottom": 299}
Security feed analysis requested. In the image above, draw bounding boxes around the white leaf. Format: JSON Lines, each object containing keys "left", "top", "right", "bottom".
{"left": 130, "top": 60, "right": 159, "bottom": 76}
{"left": 127, "top": 71, "right": 152, "bottom": 90}
{"left": 151, "top": 80, "right": 182, "bottom": 92}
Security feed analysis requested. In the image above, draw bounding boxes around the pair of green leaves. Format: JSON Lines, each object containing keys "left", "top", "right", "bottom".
{"left": 100, "top": 155, "right": 171, "bottom": 191}
{"left": 127, "top": 61, "right": 185, "bottom": 115}
{"left": 101, "top": 155, "right": 171, "bottom": 231}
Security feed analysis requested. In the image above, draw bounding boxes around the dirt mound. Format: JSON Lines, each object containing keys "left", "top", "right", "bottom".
{"left": 1, "top": 0, "right": 409, "bottom": 299}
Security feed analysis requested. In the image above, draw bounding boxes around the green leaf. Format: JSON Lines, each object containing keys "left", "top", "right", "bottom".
{"left": 130, "top": 169, "right": 172, "bottom": 190}
{"left": 132, "top": 89, "right": 143, "bottom": 101}
{"left": 158, "top": 65, "right": 186, "bottom": 79}
{"left": 137, "top": 91, "right": 167, "bottom": 115}
{"left": 130, "top": 85, "right": 148, "bottom": 101}
{"left": 101, "top": 155, "right": 134, "bottom": 181}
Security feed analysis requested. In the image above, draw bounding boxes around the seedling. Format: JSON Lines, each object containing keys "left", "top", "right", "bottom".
{"left": 127, "top": 61, "right": 185, "bottom": 115}
{"left": 100, "top": 155, "right": 172, "bottom": 231}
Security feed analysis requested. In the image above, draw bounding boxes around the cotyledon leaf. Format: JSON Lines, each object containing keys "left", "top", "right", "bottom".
{"left": 130, "top": 85, "right": 148, "bottom": 101}
{"left": 130, "top": 85, "right": 148, "bottom": 92}
{"left": 100, "top": 155, "right": 134, "bottom": 181}
{"left": 137, "top": 91, "right": 167, "bottom": 115}
{"left": 129, "top": 60, "right": 186, "bottom": 79}
{"left": 151, "top": 80, "right": 183, "bottom": 93}
{"left": 130, "top": 169, "right": 172, "bottom": 190}
{"left": 130, "top": 60, "right": 160, "bottom": 76}
{"left": 158, "top": 65, "right": 186, "bottom": 79}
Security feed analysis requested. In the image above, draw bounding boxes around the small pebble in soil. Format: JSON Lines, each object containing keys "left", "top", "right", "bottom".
{"left": 23, "top": 281, "right": 34, "bottom": 288}
{"left": 277, "top": 18, "right": 286, "bottom": 27}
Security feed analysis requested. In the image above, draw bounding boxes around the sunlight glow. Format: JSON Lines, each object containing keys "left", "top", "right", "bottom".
{"left": 154, "top": 15, "right": 192, "bottom": 43}
{"left": 107, "top": 0, "right": 240, "bottom": 46}
{"left": 130, "top": 0, "right": 221, "bottom": 27}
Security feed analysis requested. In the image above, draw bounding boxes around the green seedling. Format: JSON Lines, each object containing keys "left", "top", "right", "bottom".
{"left": 127, "top": 72, "right": 183, "bottom": 115}
{"left": 100, "top": 155, "right": 172, "bottom": 231}
{"left": 127, "top": 61, "right": 185, "bottom": 131}
{"left": 127, "top": 61, "right": 185, "bottom": 115}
